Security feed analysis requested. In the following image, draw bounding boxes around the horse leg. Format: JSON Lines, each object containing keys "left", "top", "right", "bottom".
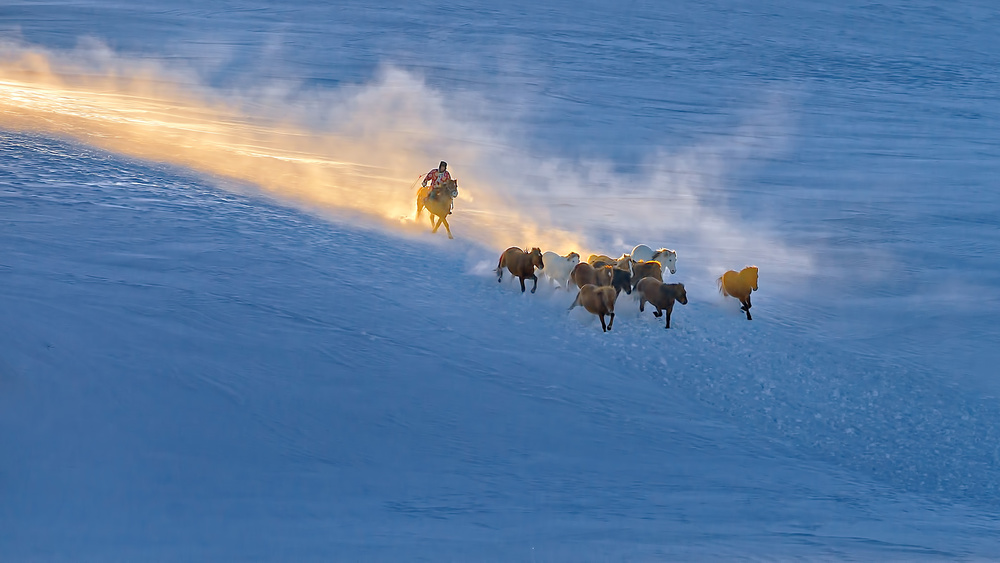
{"left": 607, "top": 312, "right": 615, "bottom": 330}
{"left": 431, "top": 215, "right": 442, "bottom": 233}
{"left": 518, "top": 276, "right": 526, "bottom": 293}
{"left": 439, "top": 216, "right": 454, "bottom": 239}
{"left": 639, "top": 297, "right": 646, "bottom": 313}
{"left": 599, "top": 314, "right": 608, "bottom": 332}
{"left": 664, "top": 303, "right": 674, "bottom": 329}
{"left": 530, "top": 274, "right": 538, "bottom": 294}
{"left": 653, "top": 306, "right": 662, "bottom": 318}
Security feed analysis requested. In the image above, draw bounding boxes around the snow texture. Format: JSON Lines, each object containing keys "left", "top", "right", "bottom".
{"left": 3, "top": 1, "right": 1000, "bottom": 560}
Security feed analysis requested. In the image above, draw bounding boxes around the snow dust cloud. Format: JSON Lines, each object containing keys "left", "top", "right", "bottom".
{"left": 0, "top": 40, "right": 811, "bottom": 282}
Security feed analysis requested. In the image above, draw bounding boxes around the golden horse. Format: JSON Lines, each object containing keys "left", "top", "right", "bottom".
{"left": 718, "top": 266, "right": 759, "bottom": 320}
{"left": 415, "top": 178, "right": 459, "bottom": 239}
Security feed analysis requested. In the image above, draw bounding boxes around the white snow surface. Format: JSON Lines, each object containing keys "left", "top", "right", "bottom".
{"left": 3, "top": 1, "right": 1000, "bottom": 561}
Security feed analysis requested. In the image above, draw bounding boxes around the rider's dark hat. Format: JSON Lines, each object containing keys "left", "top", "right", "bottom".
{"left": 439, "top": 161, "right": 447, "bottom": 168}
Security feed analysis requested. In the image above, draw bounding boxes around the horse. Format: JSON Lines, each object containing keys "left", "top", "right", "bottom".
{"left": 616, "top": 254, "right": 633, "bottom": 274}
{"left": 630, "top": 244, "right": 677, "bottom": 274}
{"left": 636, "top": 278, "right": 688, "bottom": 329}
{"left": 610, "top": 267, "right": 632, "bottom": 296}
{"left": 539, "top": 251, "right": 581, "bottom": 290}
{"left": 496, "top": 247, "right": 545, "bottom": 293}
{"left": 415, "top": 178, "right": 459, "bottom": 239}
{"left": 587, "top": 254, "right": 617, "bottom": 267}
{"left": 630, "top": 260, "right": 663, "bottom": 290}
{"left": 718, "top": 266, "right": 759, "bottom": 320}
{"left": 570, "top": 262, "right": 613, "bottom": 289}
{"left": 569, "top": 284, "right": 618, "bottom": 332}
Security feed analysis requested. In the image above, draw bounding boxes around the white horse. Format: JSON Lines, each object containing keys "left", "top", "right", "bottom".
{"left": 538, "top": 251, "right": 580, "bottom": 290}
{"left": 630, "top": 244, "right": 677, "bottom": 274}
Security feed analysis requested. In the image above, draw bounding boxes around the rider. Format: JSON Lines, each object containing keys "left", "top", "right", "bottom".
{"left": 422, "top": 161, "right": 452, "bottom": 200}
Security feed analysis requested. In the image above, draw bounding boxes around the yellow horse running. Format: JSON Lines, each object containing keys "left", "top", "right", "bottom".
{"left": 415, "top": 178, "right": 459, "bottom": 239}
{"left": 718, "top": 266, "right": 759, "bottom": 320}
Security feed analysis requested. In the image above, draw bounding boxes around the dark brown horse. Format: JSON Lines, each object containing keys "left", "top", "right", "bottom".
{"left": 496, "top": 247, "right": 545, "bottom": 293}
{"left": 636, "top": 278, "right": 687, "bottom": 329}
{"left": 415, "top": 178, "right": 459, "bottom": 239}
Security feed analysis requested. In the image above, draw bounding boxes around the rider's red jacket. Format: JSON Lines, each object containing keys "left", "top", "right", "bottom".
{"left": 422, "top": 169, "right": 452, "bottom": 187}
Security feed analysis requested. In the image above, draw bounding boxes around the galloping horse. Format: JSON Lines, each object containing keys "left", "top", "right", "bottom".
{"left": 415, "top": 178, "right": 459, "bottom": 239}
{"left": 496, "top": 247, "right": 545, "bottom": 293}
{"left": 718, "top": 266, "right": 759, "bottom": 320}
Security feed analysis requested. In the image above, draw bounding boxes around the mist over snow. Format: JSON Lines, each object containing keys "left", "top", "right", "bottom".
{"left": 3, "top": 1, "right": 1000, "bottom": 561}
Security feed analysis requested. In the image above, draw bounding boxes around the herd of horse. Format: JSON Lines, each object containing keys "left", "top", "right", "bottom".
{"left": 413, "top": 180, "right": 758, "bottom": 331}
{"left": 495, "top": 244, "right": 759, "bottom": 332}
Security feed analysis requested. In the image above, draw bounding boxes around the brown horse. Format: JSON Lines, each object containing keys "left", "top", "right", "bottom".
{"left": 415, "top": 178, "right": 459, "bottom": 239}
{"left": 569, "top": 284, "right": 618, "bottom": 332}
{"left": 636, "top": 278, "right": 688, "bottom": 329}
{"left": 718, "top": 266, "right": 759, "bottom": 320}
{"left": 630, "top": 260, "right": 663, "bottom": 289}
{"left": 496, "top": 247, "right": 545, "bottom": 293}
{"left": 570, "top": 262, "right": 613, "bottom": 289}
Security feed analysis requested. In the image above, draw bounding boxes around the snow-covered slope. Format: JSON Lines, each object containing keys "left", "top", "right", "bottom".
{"left": 4, "top": 132, "right": 1000, "bottom": 561}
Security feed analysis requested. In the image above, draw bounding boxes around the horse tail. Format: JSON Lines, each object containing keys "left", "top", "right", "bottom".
{"left": 568, "top": 291, "right": 581, "bottom": 311}
{"left": 717, "top": 274, "right": 729, "bottom": 297}
{"left": 412, "top": 173, "right": 428, "bottom": 220}
{"left": 496, "top": 253, "right": 506, "bottom": 277}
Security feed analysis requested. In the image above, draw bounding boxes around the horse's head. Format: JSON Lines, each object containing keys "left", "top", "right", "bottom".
{"left": 566, "top": 252, "right": 580, "bottom": 265}
{"left": 672, "top": 283, "right": 688, "bottom": 305}
{"left": 655, "top": 249, "right": 678, "bottom": 274}
{"left": 440, "top": 178, "right": 459, "bottom": 199}
{"left": 529, "top": 247, "right": 544, "bottom": 269}
{"left": 612, "top": 268, "right": 632, "bottom": 295}
{"left": 742, "top": 266, "right": 759, "bottom": 291}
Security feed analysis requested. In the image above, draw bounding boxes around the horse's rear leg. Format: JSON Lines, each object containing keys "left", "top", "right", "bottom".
{"left": 607, "top": 312, "right": 615, "bottom": 330}
{"left": 599, "top": 314, "right": 608, "bottom": 332}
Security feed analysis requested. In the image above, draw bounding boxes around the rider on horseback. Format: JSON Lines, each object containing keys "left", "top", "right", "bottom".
{"left": 422, "top": 161, "right": 452, "bottom": 201}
